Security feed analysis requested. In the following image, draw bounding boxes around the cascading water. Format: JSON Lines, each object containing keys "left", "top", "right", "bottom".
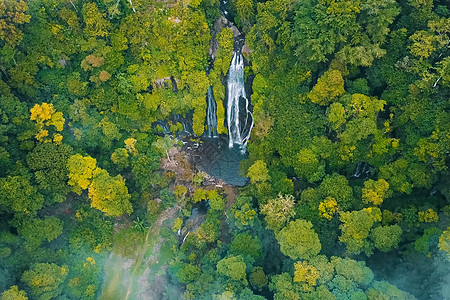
{"left": 154, "top": 120, "right": 171, "bottom": 135}
{"left": 205, "top": 86, "right": 218, "bottom": 138}
{"left": 226, "top": 51, "right": 253, "bottom": 150}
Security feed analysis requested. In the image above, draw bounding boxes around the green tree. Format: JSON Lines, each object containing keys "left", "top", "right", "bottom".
{"left": 317, "top": 174, "right": 355, "bottom": 210}
{"left": 269, "top": 273, "right": 299, "bottom": 300}
{"left": 339, "top": 208, "right": 381, "bottom": 255}
{"left": 276, "top": 219, "right": 321, "bottom": 260}
{"left": 88, "top": 168, "right": 132, "bottom": 217}
{"left": 230, "top": 233, "right": 262, "bottom": 260}
{"left": 26, "top": 142, "right": 73, "bottom": 199}
{"left": 233, "top": 0, "right": 254, "bottom": 31}
{"left": 260, "top": 194, "right": 296, "bottom": 231}
{"left": 332, "top": 257, "right": 374, "bottom": 286}
{"left": 231, "top": 196, "right": 257, "bottom": 229}
{"left": 0, "top": 175, "right": 44, "bottom": 217}
{"left": 1, "top": 286, "right": 28, "bottom": 300}
{"left": 366, "top": 281, "right": 416, "bottom": 299}
{"left": 18, "top": 217, "right": 63, "bottom": 252}
{"left": 370, "top": 224, "right": 402, "bottom": 252}
{"left": 176, "top": 263, "right": 201, "bottom": 283}
{"left": 22, "top": 263, "right": 68, "bottom": 300}
{"left": 217, "top": 255, "right": 247, "bottom": 282}
{"left": 307, "top": 70, "right": 345, "bottom": 106}
{"left": 249, "top": 267, "right": 267, "bottom": 291}
{"left": 294, "top": 148, "right": 325, "bottom": 183}
{"left": 247, "top": 160, "right": 270, "bottom": 184}
{"left": 111, "top": 148, "right": 129, "bottom": 170}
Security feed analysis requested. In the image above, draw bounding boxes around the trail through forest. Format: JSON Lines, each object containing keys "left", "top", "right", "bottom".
{"left": 100, "top": 204, "right": 181, "bottom": 300}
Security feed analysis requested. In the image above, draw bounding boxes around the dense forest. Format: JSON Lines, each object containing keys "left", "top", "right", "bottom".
{"left": 0, "top": 0, "right": 449, "bottom": 299}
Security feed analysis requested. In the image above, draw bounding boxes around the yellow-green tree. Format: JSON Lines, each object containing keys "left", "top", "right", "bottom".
{"left": 439, "top": 227, "right": 450, "bottom": 255}
{"left": 362, "top": 179, "right": 391, "bottom": 206}
{"left": 247, "top": 160, "right": 270, "bottom": 184}
{"left": 88, "top": 168, "right": 132, "bottom": 217}
{"left": 81, "top": 3, "right": 111, "bottom": 37}
{"left": 276, "top": 219, "right": 321, "bottom": 260}
{"left": 371, "top": 225, "right": 402, "bottom": 252}
{"left": 318, "top": 197, "right": 338, "bottom": 220}
{"left": 67, "top": 154, "right": 97, "bottom": 195}
{"left": 216, "top": 255, "right": 247, "bottom": 282}
{"left": 22, "top": 263, "right": 68, "bottom": 300}
{"left": 1, "top": 286, "right": 28, "bottom": 300}
{"left": 0, "top": 0, "right": 31, "bottom": 47}
{"left": 30, "top": 103, "right": 65, "bottom": 143}
{"left": 293, "top": 261, "right": 320, "bottom": 287}
{"left": 261, "top": 194, "right": 296, "bottom": 231}
{"left": 67, "top": 154, "right": 132, "bottom": 217}
{"left": 307, "top": 70, "right": 345, "bottom": 106}
{"left": 339, "top": 208, "right": 381, "bottom": 255}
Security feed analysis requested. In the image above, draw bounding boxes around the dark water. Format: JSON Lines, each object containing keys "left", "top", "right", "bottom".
{"left": 184, "top": 136, "right": 249, "bottom": 186}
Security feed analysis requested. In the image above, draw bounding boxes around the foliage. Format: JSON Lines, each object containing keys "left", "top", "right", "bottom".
{"left": 293, "top": 261, "right": 320, "bottom": 287}
{"left": 88, "top": 168, "right": 132, "bottom": 217}
{"left": 247, "top": 160, "right": 270, "bottom": 184}
{"left": 0, "top": 174, "right": 44, "bottom": 220}
{"left": 21, "top": 263, "right": 68, "bottom": 300}
{"left": 307, "top": 70, "right": 345, "bottom": 106}
{"left": 230, "top": 233, "right": 262, "bottom": 260}
{"left": 371, "top": 225, "right": 402, "bottom": 252}
{"left": 318, "top": 197, "right": 338, "bottom": 220}
{"left": 275, "top": 219, "right": 321, "bottom": 260}
{"left": 216, "top": 255, "right": 247, "bottom": 282}
{"left": 67, "top": 154, "right": 97, "bottom": 195}
{"left": 18, "top": 217, "right": 63, "bottom": 252}
{"left": 260, "top": 194, "right": 296, "bottom": 231}
{"left": 67, "top": 154, "right": 132, "bottom": 216}
{"left": 362, "top": 179, "right": 391, "bottom": 206}
{"left": 1, "top": 286, "right": 28, "bottom": 300}
{"left": 439, "top": 228, "right": 450, "bottom": 255}
{"left": 176, "top": 263, "right": 201, "bottom": 283}
{"left": 231, "top": 196, "right": 257, "bottom": 229}
{"left": 249, "top": 267, "right": 267, "bottom": 291}
{"left": 339, "top": 208, "right": 379, "bottom": 255}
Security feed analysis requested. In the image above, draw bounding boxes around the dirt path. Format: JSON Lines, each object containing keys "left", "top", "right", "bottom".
{"left": 124, "top": 204, "right": 180, "bottom": 300}
{"left": 99, "top": 204, "right": 180, "bottom": 300}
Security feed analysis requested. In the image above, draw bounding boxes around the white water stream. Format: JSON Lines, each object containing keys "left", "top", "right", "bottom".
{"left": 205, "top": 86, "right": 218, "bottom": 138}
{"left": 226, "top": 51, "right": 253, "bottom": 150}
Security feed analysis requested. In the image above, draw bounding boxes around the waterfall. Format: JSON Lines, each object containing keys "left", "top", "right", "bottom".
{"left": 352, "top": 162, "right": 370, "bottom": 178}
{"left": 154, "top": 120, "right": 170, "bottom": 135}
{"left": 226, "top": 51, "right": 253, "bottom": 150}
{"left": 205, "top": 86, "right": 218, "bottom": 138}
{"left": 173, "top": 114, "right": 193, "bottom": 136}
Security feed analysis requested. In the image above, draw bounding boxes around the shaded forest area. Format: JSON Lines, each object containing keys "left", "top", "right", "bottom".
{"left": 0, "top": 0, "right": 449, "bottom": 299}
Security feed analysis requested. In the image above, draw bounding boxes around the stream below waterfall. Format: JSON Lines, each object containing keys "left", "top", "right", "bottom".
{"left": 184, "top": 136, "right": 249, "bottom": 186}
